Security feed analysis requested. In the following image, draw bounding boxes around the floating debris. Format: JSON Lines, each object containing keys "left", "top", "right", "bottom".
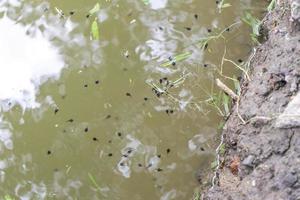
{"left": 93, "top": 137, "right": 98, "bottom": 141}
{"left": 238, "top": 59, "right": 243, "bottom": 63}
{"left": 95, "top": 80, "right": 100, "bottom": 84}
{"left": 194, "top": 14, "right": 198, "bottom": 19}
{"left": 69, "top": 11, "right": 75, "bottom": 15}
{"left": 157, "top": 155, "right": 161, "bottom": 158}
{"left": 144, "top": 97, "right": 148, "bottom": 101}
{"left": 106, "top": 115, "right": 111, "bottom": 119}
{"left": 47, "top": 150, "right": 52, "bottom": 155}
{"left": 200, "top": 147, "right": 205, "bottom": 151}
{"left": 84, "top": 127, "right": 89, "bottom": 132}
{"left": 54, "top": 108, "right": 59, "bottom": 114}
{"left": 108, "top": 153, "right": 113, "bottom": 157}
{"left": 84, "top": 84, "right": 88, "bottom": 88}
{"left": 185, "top": 27, "right": 192, "bottom": 31}
{"left": 117, "top": 132, "right": 122, "bottom": 137}
{"left": 138, "top": 163, "right": 143, "bottom": 167}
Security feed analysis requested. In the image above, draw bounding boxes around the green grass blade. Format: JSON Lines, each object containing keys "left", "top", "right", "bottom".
{"left": 91, "top": 18, "right": 100, "bottom": 40}
{"left": 88, "top": 172, "right": 101, "bottom": 190}
{"left": 89, "top": 3, "right": 100, "bottom": 15}
{"left": 161, "top": 52, "right": 191, "bottom": 67}
{"left": 142, "top": 0, "right": 150, "bottom": 5}
{"left": 267, "top": 0, "right": 276, "bottom": 12}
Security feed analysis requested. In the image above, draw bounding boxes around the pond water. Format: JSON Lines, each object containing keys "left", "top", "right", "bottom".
{"left": 0, "top": 0, "right": 266, "bottom": 199}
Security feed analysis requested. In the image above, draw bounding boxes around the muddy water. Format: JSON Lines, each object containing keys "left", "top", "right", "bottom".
{"left": 0, "top": 0, "right": 266, "bottom": 199}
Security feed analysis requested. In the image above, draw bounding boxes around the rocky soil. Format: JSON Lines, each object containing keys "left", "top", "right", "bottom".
{"left": 204, "top": 0, "right": 300, "bottom": 199}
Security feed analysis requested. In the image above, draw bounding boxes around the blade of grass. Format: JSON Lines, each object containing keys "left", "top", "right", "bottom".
{"left": 89, "top": 3, "right": 100, "bottom": 15}
{"left": 161, "top": 52, "right": 191, "bottom": 67}
{"left": 267, "top": 0, "right": 276, "bottom": 12}
{"left": 91, "top": 18, "right": 100, "bottom": 40}
{"left": 88, "top": 172, "right": 101, "bottom": 191}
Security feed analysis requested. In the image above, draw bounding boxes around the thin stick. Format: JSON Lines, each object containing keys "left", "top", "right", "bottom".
{"left": 215, "top": 79, "right": 238, "bottom": 100}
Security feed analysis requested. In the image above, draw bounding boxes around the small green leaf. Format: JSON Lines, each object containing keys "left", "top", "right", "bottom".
{"left": 242, "top": 12, "right": 261, "bottom": 43}
{"left": 91, "top": 18, "right": 99, "bottom": 40}
{"left": 142, "top": 0, "right": 150, "bottom": 5}
{"left": 233, "top": 75, "right": 241, "bottom": 96}
{"left": 89, "top": 3, "right": 100, "bottom": 15}
{"left": 222, "top": 93, "right": 230, "bottom": 117}
{"left": 221, "top": 3, "right": 231, "bottom": 8}
{"left": 4, "top": 195, "right": 14, "bottom": 200}
{"left": 219, "top": 143, "right": 226, "bottom": 156}
{"left": 211, "top": 160, "right": 218, "bottom": 169}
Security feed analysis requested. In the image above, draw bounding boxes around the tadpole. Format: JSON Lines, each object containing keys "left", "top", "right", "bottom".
{"left": 166, "top": 148, "right": 171, "bottom": 154}
{"left": 66, "top": 119, "right": 74, "bottom": 123}
{"left": 157, "top": 168, "right": 163, "bottom": 172}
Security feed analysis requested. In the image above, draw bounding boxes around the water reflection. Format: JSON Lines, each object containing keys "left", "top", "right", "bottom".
{"left": 0, "top": 0, "right": 267, "bottom": 199}
{"left": 149, "top": 0, "right": 168, "bottom": 10}
{"left": 0, "top": 16, "right": 64, "bottom": 110}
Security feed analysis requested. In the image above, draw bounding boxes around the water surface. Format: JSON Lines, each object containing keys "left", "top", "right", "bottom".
{"left": 0, "top": 0, "right": 266, "bottom": 199}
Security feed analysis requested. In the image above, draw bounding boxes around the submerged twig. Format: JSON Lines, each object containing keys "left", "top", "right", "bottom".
{"left": 215, "top": 79, "right": 238, "bottom": 100}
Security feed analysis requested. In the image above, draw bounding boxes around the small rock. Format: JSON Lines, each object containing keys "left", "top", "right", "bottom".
{"left": 242, "top": 155, "right": 255, "bottom": 167}
{"left": 276, "top": 92, "right": 300, "bottom": 128}
{"left": 291, "top": 0, "right": 300, "bottom": 22}
{"left": 281, "top": 172, "right": 298, "bottom": 188}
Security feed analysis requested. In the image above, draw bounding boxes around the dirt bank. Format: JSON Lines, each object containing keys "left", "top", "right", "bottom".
{"left": 204, "top": 0, "right": 300, "bottom": 199}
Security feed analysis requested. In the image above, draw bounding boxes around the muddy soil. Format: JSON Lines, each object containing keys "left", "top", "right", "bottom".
{"left": 204, "top": 0, "right": 300, "bottom": 199}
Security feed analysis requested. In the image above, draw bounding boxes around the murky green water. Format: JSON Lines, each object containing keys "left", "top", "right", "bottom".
{"left": 0, "top": 0, "right": 266, "bottom": 199}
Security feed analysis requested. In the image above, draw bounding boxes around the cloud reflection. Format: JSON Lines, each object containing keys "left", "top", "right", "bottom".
{"left": 0, "top": 16, "right": 64, "bottom": 110}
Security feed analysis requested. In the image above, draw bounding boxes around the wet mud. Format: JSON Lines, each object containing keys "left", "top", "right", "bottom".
{"left": 205, "top": 0, "right": 300, "bottom": 199}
